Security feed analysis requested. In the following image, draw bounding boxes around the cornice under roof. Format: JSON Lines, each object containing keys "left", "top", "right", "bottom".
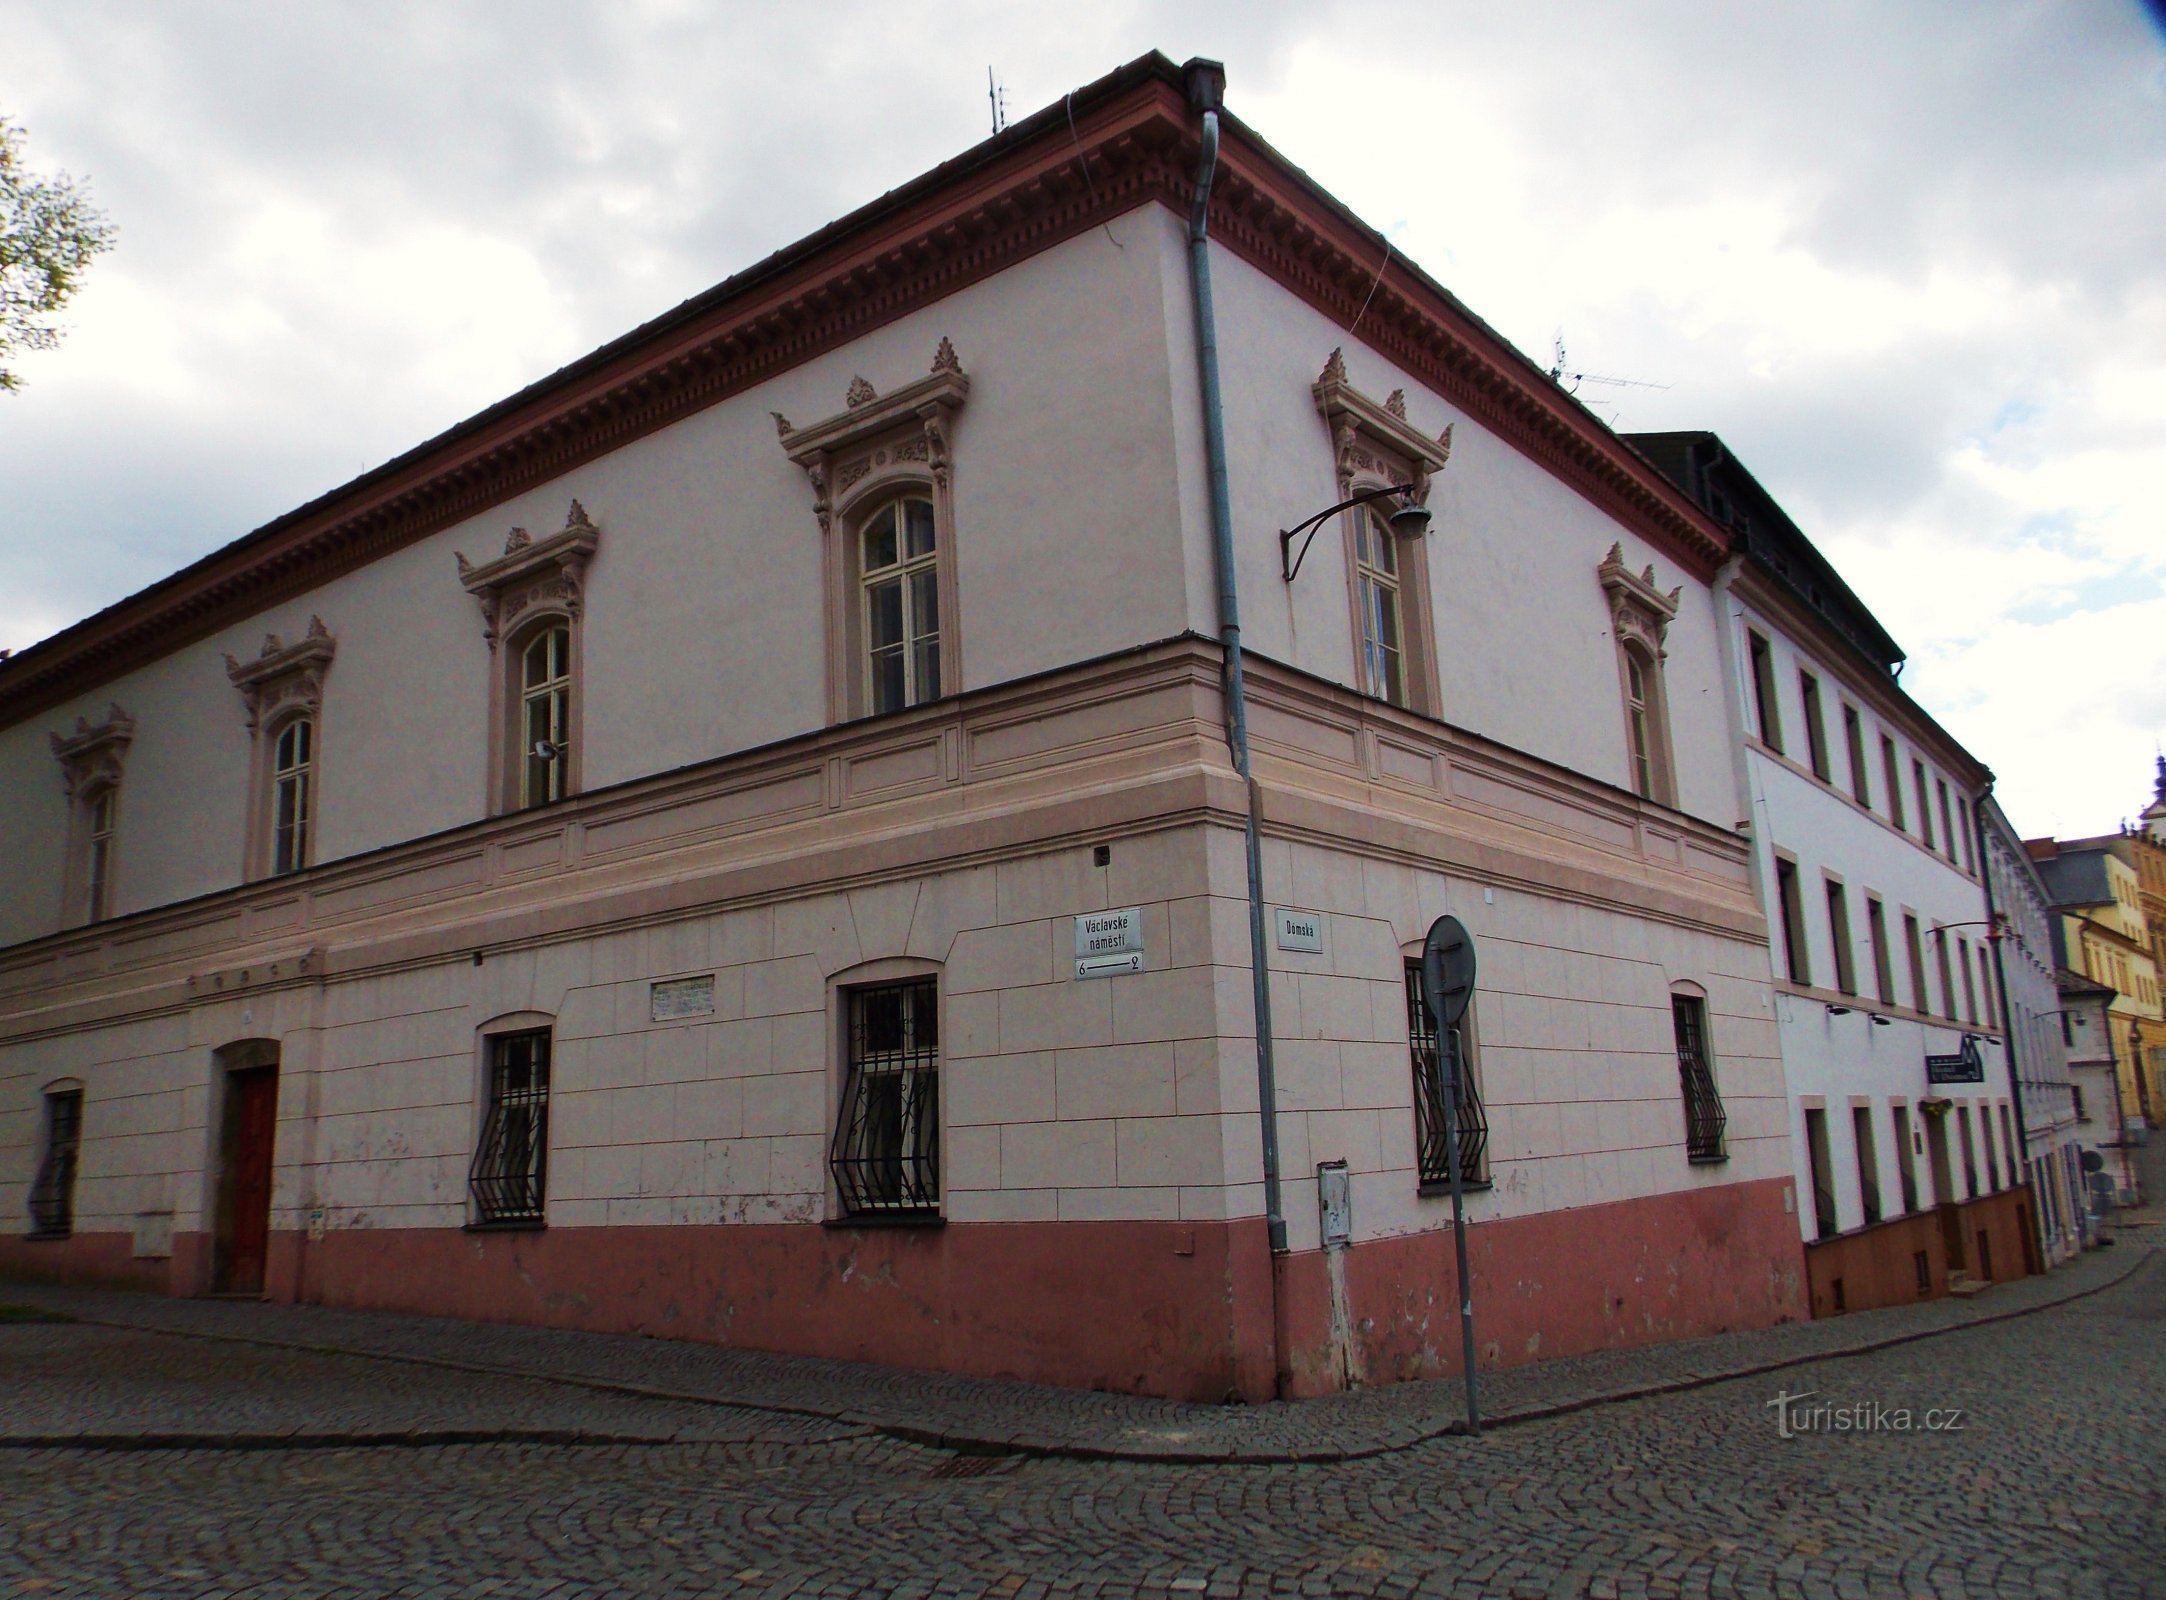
{"left": 2, "top": 52, "right": 1734, "bottom": 730}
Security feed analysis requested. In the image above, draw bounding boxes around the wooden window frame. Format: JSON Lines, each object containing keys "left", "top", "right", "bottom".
{"left": 1825, "top": 876, "right": 1857, "bottom": 996}
{"left": 1842, "top": 702, "right": 1871, "bottom": 807}
{"left": 1903, "top": 911, "right": 1929, "bottom": 1014}
{"left": 1799, "top": 669, "right": 1831, "bottom": 782}
{"left": 1747, "top": 630, "right": 1783, "bottom": 753}
{"left": 1866, "top": 895, "right": 1897, "bottom": 1006}
{"left": 268, "top": 715, "right": 314, "bottom": 877}
{"left": 1774, "top": 853, "right": 1811, "bottom": 986}
{"left": 515, "top": 622, "right": 573, "bottom": 810}
{"left": 855, "top": 491, "right": 946, "bottom": 715}
{"left": 1882, "top": 735, "right": 1907, "bottom": 830}
{"left": 1852, "top": 1103, "right": 1882, "bottom": 1227}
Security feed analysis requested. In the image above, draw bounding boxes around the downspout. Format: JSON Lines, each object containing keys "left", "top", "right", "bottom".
{"left": 1974, "top": 787, "right": 2042, "bottom": 1266}
{"left": 1183, "top": 61, "right": 1289, "bottom": 1288}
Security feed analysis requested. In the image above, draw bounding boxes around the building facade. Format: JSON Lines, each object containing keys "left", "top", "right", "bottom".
{"left": 1, "top": 57, "right": 1805, "bottom": 1400}
{"left": 1630, "top": 433, "right": 2038, "bottom": 1316}
{"left": 2034, "top": 840, "right": 2163, "bottom": 1150}
{"left": 1978, "top": 797, "right": 2083, "bottom": 1262}
{"left": 2056, "top": 966, "right": 2130, "bottom": 1208}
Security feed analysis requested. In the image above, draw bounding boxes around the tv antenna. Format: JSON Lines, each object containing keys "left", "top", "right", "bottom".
{"left": 1548, "top": 334, "right": 1668, "bottom": 398}
{"left": 988, "top": 68, "right": 1008, "bottom": 135}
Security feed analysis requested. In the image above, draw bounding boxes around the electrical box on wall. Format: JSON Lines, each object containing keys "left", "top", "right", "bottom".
{"left": 1318, "top": 1160, "right": 1352, "bottom": 1248}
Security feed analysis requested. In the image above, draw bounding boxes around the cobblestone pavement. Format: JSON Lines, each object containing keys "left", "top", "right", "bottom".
{"left": 4, "top": 1249, "right": 2162, "bottom": 1598}
{"left": 2, "top": 1241, "right": 2152, "bottom": 1462}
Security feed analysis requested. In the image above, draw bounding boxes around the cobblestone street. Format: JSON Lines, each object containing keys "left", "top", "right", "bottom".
{"left": 4, "top": 1242, "right": 2161, "bottom": 1599}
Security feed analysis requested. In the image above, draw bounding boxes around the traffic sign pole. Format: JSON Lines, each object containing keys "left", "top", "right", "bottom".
{"left": 1420, "top": 914, "right": 1480, "bottom": 1436}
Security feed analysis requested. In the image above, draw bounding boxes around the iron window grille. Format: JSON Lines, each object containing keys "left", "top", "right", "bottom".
{"left": 1406, "top": 965, "right": 1489, "bottom": 1189}
{"left": 831, "top": 979, "right": 941, "bottom": 1216}
{"left": 29, "top": 1089, "right": 83, "bottom": 1239}
{"left": 469, "top": 1031, "right": 550, "bottom": 1224}
{"left": 1672, "top": 996, "right": 1729, "bottom": 1163}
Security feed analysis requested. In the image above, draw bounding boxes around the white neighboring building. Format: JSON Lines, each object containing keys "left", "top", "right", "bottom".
{"left": 1632, "top": 433, "right": 2042, "bottom": 1313}
{"left": 1978, "top": 796, "right": 2084, "bottom": 1262}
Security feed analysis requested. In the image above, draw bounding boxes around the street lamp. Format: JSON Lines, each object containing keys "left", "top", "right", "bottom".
{"left": 1279, "top": 482, "right": 1432, "bottom": 582}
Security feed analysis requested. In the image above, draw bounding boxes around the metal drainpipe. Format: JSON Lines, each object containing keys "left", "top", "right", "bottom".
{"left": 1974, "top": 786, "right": 2041, "bottom": 1265}
{"left": 1183, "top": 59, "right": 1288, "bottom": 1261}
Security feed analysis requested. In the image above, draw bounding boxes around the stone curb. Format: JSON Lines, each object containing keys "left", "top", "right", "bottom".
{"left": 9, "top": 1242, "right": 2149, "bottom": 1464}
{"left": 0, "top": 1428, "right": 714, "bottom": 1453}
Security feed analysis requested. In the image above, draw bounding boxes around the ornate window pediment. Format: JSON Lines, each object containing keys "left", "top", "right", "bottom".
{"left": 50, "top": 704, "right": 133, "bottom": 923}
{"left": 49, "top": 703, "right": 134, "bottom": 797}
{"left": 457, "top": 500, "right": 599, "bottom": 815}
{"left": 1310, "top": 348, "right": 1454, "bottom": 716}
{"left": 1598, "top": 544, "right": 1684, "bottom": 806}
{"left": 774, "top": 337, "right": 969, "bottom": 532}
{"left": 224, "top": 616, "right": 336, "bottom": 731}
{"left": 1313, "top": 346, "right": 1454, "bottom": 504}
{"left": 775, "top": 339, "right": 970, "bottom": 724}
{"left": 457, "top": 500, "right": 600, "bottom": 652}
{"left": 1598, "top": 543, "right": 1682, "bottom": 659}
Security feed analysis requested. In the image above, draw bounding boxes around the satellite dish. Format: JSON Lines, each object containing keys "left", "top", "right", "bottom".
{"left": 531, "top": 739, "right": 560, "bottom": 763}
{"left": 2080, "top": 1149, "right": 2104, "bottom": 1173}
{"left": 1420, "top": 914, "right": 1476, "bottom": 1030}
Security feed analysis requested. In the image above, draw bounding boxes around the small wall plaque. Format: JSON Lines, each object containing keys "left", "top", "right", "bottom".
{"left": 650, "top": 974, "right": 716, "bottom": 1022}
{"left": 1274, "top": 907, "right": 1324, "bottom": 953}
{"left": 1074, "top": 907, "right": 1143, "bottom": 958}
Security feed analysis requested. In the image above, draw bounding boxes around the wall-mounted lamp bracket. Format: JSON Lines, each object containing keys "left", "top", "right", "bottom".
{"left": 1279, "top": 482, "right": 1427, "bottom": 583}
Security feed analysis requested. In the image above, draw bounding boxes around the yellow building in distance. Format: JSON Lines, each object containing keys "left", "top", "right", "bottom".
{"left": 2036, "top": 781, "right": 2166, "bottom": 1132}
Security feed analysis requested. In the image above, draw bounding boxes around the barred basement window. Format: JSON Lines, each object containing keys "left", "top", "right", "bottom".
{"left": 469, "top": 1031, "right": 550, "bottom": 1225}
{"left": 29, "top": 1088, "right": 84, "bottom": 1239}
{"left": 1672, "top": 995, "right": 1728, "bottom": 1162}
{"left": 1406, "top": 964, "right": 1488, "bottom": 1189}
{"left": 831, "top": 979, "right": 941, "bottom": 1216}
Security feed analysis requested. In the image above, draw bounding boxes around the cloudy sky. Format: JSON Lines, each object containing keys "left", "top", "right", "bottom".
{"left": 4, "top": 1, "right": 2162, "bottom": 839}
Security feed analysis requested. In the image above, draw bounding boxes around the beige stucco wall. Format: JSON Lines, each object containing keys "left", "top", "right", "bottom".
{"left": 1177, "top": 244, "right": 1741, "bottom": 831}
{"left": 1, "top": 815, "right": 1783, "bottom": 1256}
{"left": 0, "top": 208, "right": 1197, "bottom": 949}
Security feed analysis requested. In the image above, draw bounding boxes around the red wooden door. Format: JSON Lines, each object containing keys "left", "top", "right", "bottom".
{"left": 220, "top": 1067, "right": 278, "bottom": 1294}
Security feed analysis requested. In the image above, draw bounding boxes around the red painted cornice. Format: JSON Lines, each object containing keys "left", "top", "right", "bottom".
{"left": 0, "top": 53, "right": 1732, "bottom": 729}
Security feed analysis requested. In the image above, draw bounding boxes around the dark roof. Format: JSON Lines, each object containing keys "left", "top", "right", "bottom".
{"left": 2036, "top": 848, "right": 2115, "bottom": 909}
{"left": 1626, "top": 430, "right": 1905, "bottom": 673}
{"left": 2056, "top": 966, "right": 2116, "bottom": 1000}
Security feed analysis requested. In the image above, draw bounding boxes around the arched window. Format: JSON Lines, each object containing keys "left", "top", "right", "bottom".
{"left": 1354, "top": 507, "right": 1406, "bottom": 705}
{"left": 519, "top": 623, "right": 572, "bottom": 808}
{"left": 83, "top": 785, "right": 118, "bottom": 921}
{"left": 859, "top": 494, "right": 941, "bottom": 714}
{"left": 1624, "top": 649, "right": 1656, "bottom": 799}
{"left": 269, "top": 716, "right": 313, "bottom": 875}
{"left": 1598, "top": 548, "right": 1679, "bottom": 806}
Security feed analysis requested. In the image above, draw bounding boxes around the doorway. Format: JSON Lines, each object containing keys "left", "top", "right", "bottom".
{"left": 214, "top": 1045, "right": 280, "bottom": 1295}
{"left": 1923, "top": 1106, "right": 1964, "bottom": 1272}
